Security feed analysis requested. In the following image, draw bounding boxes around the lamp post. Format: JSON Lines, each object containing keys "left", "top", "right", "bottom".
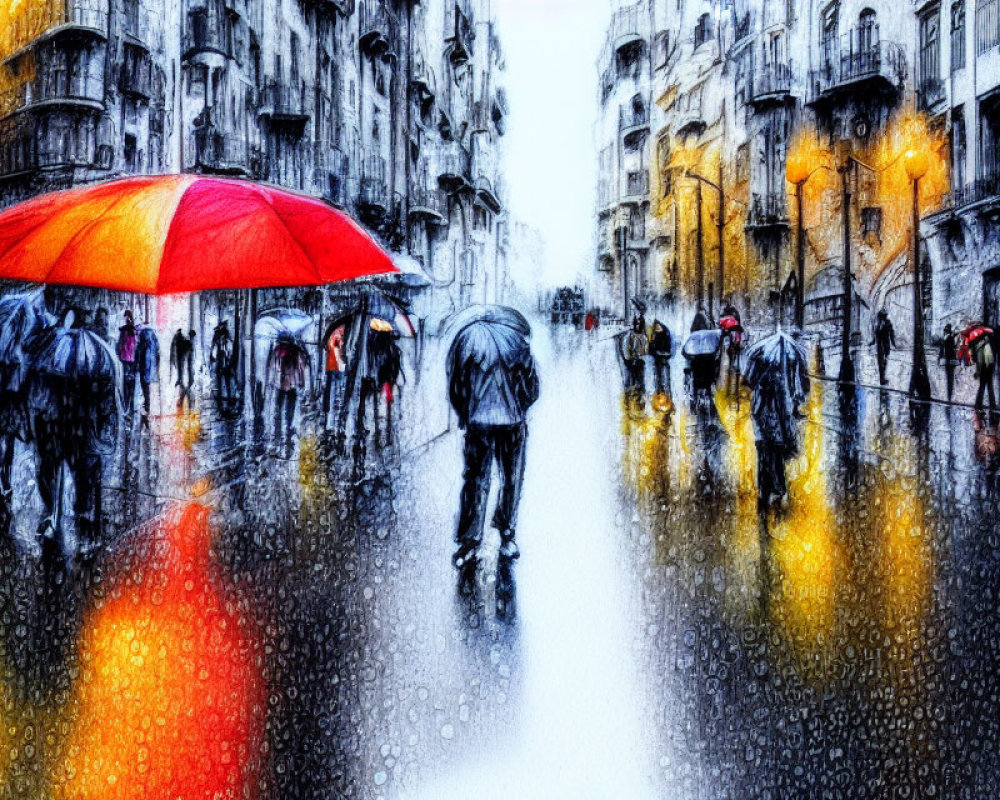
{"left": 836, "top": 140, "right": 856, "bottom": 384}
{"left": 904, "top": 148, "right": 932, "bottom": 400}
{"left": 786, "top": 151, "right": 810, "bottom": 330}
{"left": 687, "top": 168, "right": 725, "bottom": 318}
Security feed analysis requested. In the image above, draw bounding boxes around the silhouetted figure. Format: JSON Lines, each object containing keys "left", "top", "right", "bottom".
{"left": 135, "top": 323, "right": 159, "bottom": 421}
{"left": 648, "top": 320, "right": 673, "bottom": 396}
{"left": 170, "top": 329, "right": 196, "bottom": 411}
{"left": 116, "top": 310, "right": 138, "bottom": 413}
{"left": 267, "top": 333, "right": 308, "bottom": 444}
{"left": 934, "top": 324, "right": 958, "bottom": 402}
{"left": 870, "top": 309, "right": 896, "bottom": 386}
{"left": 209, "top": 319, "right": 236, "bottom": 405}
{"left": 448, "top": 307, "right": 539, "bottom": 603}
{"left": 322, "top": 324, "right": 347, "bottom": 428}
{"left": 622, "top": 317, "right": 648, "bottom": 396}
{"left": 743, "top": 332, "right": 810, "bottom": 511}
{"left": 974, "top": 334, "right": 997, "bottom": 410}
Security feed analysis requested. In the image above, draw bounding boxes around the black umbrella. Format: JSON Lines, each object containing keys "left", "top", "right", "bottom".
{"left": 444, "top": 304, "right": 531, "bottom": 339}
{"left": 681, "top": 329, "right": 723, "bottom": 359}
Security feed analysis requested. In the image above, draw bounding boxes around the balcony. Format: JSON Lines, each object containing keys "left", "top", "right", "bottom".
{"left": 749, "top": 61, "right": 794, "bottom": 108}
{"left": 359, "top": 0, "right": 399, "bottom": 58}
{"left": 300, "top": 0, "right": 353, "bottom": 15}
{"left": 3, "top": 0, "right": 108, "bottom": 64}
{"left": 446, "top": 0, "right": 474, "bottom": 66}
{"left": 745, "top": 192, "right": 789, "bottom": 231}
{"left": 409, "top": 183, "right": 447, "bottom": 223}
{"left": 675, "top": 108, "right": 706, "bottom": 138}
{"left": 941, "top": 173, "right": 1000, "bottom": 214}
{"left": 437, "top": 144, "right": 471, "bottom": 191}
{"left": 807, "top": 30, "right": 905, "bottom": 108}
{"left": 619, "top": 105, "right": 649, "bottom": 148}
{"left": 0, "top": 72, "right": 105, "bottom": 121}
{"left": 609, "top": 3, "right": 644, "bottom": 55}
{"left": 258, "top": 80, "right": 309, "bottom": 132}
{"left": 358, "top": 152, "right": 390, "bottom": 222}
{"left": 0, "top": 111, "right": 105, "bottom": 177}
{"left": 122, "top": 3, "right": 152, "bottom": 47}
{"left": 188, "top": 126, "right": 251, "bottom": 175}
{"left": 183, "top": 2, "right": 231, "bottom": 61}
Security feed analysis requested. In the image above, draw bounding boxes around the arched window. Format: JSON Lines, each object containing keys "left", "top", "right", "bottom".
{"left": 858, "top": 8, "right": 878, "bottom": 53}
{"left": 630, "top": 94, "right": 646, "bottom": 125}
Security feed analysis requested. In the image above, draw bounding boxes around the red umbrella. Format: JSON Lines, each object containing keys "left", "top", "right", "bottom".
{"left": 0, "top": 175, "right": 395, "bottom": 293}
{"left": 958, "top": 324, "right": 994, "bottom": 365}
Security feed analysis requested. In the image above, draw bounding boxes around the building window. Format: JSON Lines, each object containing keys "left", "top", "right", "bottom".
{"left": 980, "top": 97, "right": 1000, "bottom": 180}
{"left": 860, "top": 206, "right": 882, "bottom": 241}
{"left": 290, "top": 33, "right": 299, "bottom": 85}
{"left": 821, "top": 2, "right": 839, "bottom": 68}
{"left": 977, "top": 0, "right": 1000, "bottom": 54}
{"left": 953, "top": 107, "right": 967, "bottom": 189}
{"left": 655, "top": 31, "right": 671, "bottom": 68}
{"left": 657, "top": 135, "right": 671, "bottom": 197}
{"left": 952, "top": 2, "right": 967, "bottom": 69}
{"left": 919, "top": 7, "right": 942, "bottom": 109}
{"left": 694, "top": 14, "right": 713, "bottom": 48}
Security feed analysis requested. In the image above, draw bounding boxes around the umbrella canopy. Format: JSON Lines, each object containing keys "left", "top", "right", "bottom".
{"left": 33, "top": 325, "right": 120, "bottom": 382}
{"left": 962, "top": 324, "right": 993, "bottom": 347}
{"left": 255, "top": 309, "right": 315, "bottom": 341}
{"left": 327, "top": 289, "right": 415, "bottom": 339}
{"left": 0, "top": 175, "right": 396, "bottom": 294}
{"left": 0, "top": 289, "right": 51, "bottom": 381}
{"left": 681, "top": 329, "right": 723, "bottom": 359}
{"left": 742, "top": 332, "right": 808, "bottom": 389}
{"left": 443, "top": 304, "right": 531, "bottom": 339}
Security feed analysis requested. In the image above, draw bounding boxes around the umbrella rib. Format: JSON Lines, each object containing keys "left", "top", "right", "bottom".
{"left": 251, "top": 187, "right": 324, "bottom": 285}
{"left": 42, "top": 192, "right": 140, "bottom": 286}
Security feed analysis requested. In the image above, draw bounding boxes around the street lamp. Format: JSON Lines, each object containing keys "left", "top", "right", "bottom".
{"left": 786, "top": 151, "right": 811, "bottom": 330}
{"left": 835, "top": 140, "right": 856, "bottom": 385}
{"left": 686, "top": 167, "right": 725, "bottom": 319}
{"left": 904, "top": 148, "right": 932, "bottom": 401}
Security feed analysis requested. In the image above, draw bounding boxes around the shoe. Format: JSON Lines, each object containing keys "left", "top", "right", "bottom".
{"left": 457, "top": 558, "right": 478, "bottom": 597}
{"left": 452, "top": 547, "right": 478, "bottom": 570}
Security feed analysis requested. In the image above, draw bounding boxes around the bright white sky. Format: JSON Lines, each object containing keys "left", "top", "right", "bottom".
{"left": 495, "top": 0, "right": 610, "bottom": 291}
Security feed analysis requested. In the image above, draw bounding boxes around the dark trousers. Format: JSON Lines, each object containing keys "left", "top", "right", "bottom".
{"left": 876, "top": 349, "right": 889, "bottom": 385}
{"left": 455, "top": 423, "right": 527, "bottom": 559}
{"left": 626, "top": 359, "right": 645, "bottom": 394}
{"left": 976, "top": 364, "right": 997, "bottom": 409}
{"left": 757, "top": 441, "right": 787, "bottom": 508}
{"left": 122, "top": 361, "right": 137, "bottom": 411}
{"left": 274, "top": 388, "right": 297, "bottom": 438}
{"left": 36, "top": 434, "right": 102, "bottom": 544}
{"left": 652, "top": 356, "right": 671, "bottom": 395}
{"left": 945, "top": 365, "right": 955, "bottom": 402}
{"left": 140, "top": 379, "right": 152, "bottom": 415}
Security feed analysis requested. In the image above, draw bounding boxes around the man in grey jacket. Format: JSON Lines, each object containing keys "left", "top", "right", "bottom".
{"left": 447, "top": 308, "right": 539, "bottom": 592}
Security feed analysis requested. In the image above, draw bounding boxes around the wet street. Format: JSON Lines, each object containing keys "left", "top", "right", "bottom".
{"left": 0, "top": 318, "right": 999, "bottom": 798}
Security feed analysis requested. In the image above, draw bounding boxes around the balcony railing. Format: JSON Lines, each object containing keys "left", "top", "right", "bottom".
{"left": 359, "top": 152, "right": 389, "bottom": 212}
{"left": 750, "top": 61, "right": 794, "bottom": 106}
{"left": 808, "top": 30, "right": 905, "bottom": 104}
{"left": 258, "top": 80, "right": 309, "bottom": 126}
{"left": 359, "top": 0, "right": 399, "bottom": 56}
{"left": 609, "top": 3, "right": 643, "bottom": 52}
{"left": 188, "top": 126, "right": 250, "bottom": 175}
{"left": 409, "top": 183, "right": 447, "bottom": 221}
{"left": 746, "top": 192, "right": 789, "bottom": 229}
{"left": 4, "top": 0, "right": 108, "bottom": 60}
{"left": 944, "top": 174, "right": 1000, "bottom": 211}
{"left": 183, "top": 2, "right": 230, "bottom": 59}
{"left": 437, "top": 144, "right": 471, "bottom": 189}
{"left": 0, "top": 72, "right": 105, "bottom": 119}
{"left": 618, "top": 105, "right": 649, "bottom": 132}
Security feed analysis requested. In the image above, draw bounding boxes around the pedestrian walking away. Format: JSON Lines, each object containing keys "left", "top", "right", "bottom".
{"left": 447, "top": 305, "right": 539, "bottom": 609}
{"left": 135, "top": 321, "right": 160, "bottom": 422}
{"left": 170, "top": 328, "right": 196, "bottom": 411}
{"left": 323, "top": 323, "right": 348, "bottom": 428}
{"left": 934, "top": 324, "right": 959, "bottom": 402}
{"left": 116, "top": 310, "right": 138, "bottom": 414}
{"left": 622, "top": 317, "right": 648, "bottom": 397}
{"left": 648, "top": 320, "right": 673, "bottom": 397}
{"left": 870, "top": 309, "right": 897, "bottom": 387}
{"left": 743, "top": 332, "right": 810, "bottom": 512}
{"left": 267, "top": 332, "right": 309, "bottom": 445}
{"left": 210, "top": 319, "right": 236, "bottom": 407}
{"left": 968, "top": 326, "right": 997, "bottom": 410}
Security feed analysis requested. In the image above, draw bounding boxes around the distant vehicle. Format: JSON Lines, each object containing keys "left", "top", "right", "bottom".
{"left": 549, "top": 287, "right": 585, "bottom": 326}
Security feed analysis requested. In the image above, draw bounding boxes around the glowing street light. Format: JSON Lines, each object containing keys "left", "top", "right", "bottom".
{"left": 903, "top": 147, "right": 931, "bottom": 401}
